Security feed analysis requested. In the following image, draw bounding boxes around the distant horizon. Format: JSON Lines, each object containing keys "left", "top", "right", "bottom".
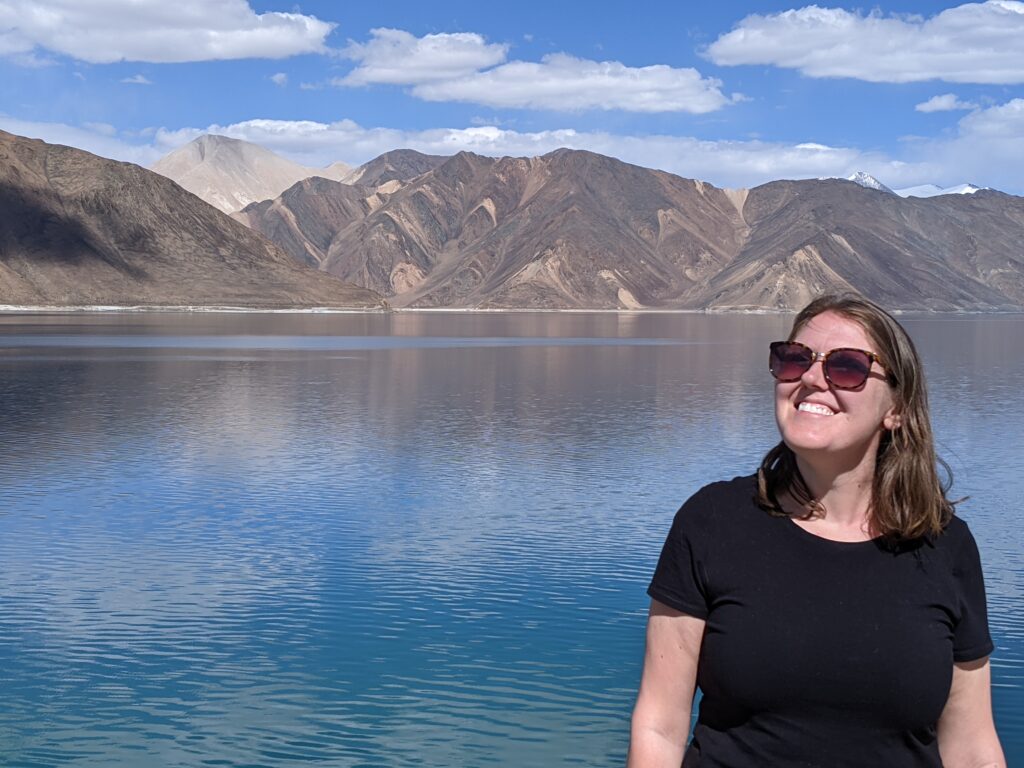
{"left": 2, "top": 2, "right": 1023, "bottom": 193}
{"left": 147, "top": 131, "right": 1005, "bottom": 198}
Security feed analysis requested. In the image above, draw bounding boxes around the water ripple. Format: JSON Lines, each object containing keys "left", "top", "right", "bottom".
{"left": 1, "top": 312, "right": 1021, "bottom": 765}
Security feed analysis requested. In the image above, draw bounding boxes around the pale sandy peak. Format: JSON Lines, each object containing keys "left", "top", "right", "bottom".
{"left": 151, "top": 134, "right": 351, "bottom": 214}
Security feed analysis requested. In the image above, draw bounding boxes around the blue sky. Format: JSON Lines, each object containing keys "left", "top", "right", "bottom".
{"left": 2, "top": 0, "right": 1023, "bottom": 193}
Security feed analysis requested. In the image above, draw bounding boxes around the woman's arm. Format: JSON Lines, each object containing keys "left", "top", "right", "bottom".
{"left": 937, "top": 657, "right": 1005, "bottom": 768}
{"left": 627, "top": 599, "right": 705, "bottom": 768}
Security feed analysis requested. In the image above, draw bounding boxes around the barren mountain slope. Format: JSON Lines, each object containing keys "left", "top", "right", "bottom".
{"left": 233, "top": 177, "right": 383, "bottom": 268}
{"left": 696, "top": 179, "right": 1024, "bottom": 310}
{"left": 320, "top": 149, "right": 749, "bottom": 308}
{"left": 341, "top": 149, "right": 448, "bottom": 188}
{"left": 0, "top": 130, "right": 383, "bottom": 308}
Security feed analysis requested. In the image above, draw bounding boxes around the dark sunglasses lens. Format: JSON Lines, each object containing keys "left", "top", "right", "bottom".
{"left": 769, "top": 343, "right": 812, "bottom": 381}
{"left": 825, "top": 350, "right": 872, "bottom": 388}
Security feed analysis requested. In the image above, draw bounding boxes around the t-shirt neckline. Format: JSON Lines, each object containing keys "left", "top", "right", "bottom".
{"left": 781, "top": 515, "right": 884, "bottom": 547}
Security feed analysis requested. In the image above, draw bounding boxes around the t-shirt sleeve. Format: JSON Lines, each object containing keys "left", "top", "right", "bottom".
{"left": 647, "top": 487, "right": 713, "bottom": 619}
{"left": 950, "top": 520, "right": 995, "bottom": 662}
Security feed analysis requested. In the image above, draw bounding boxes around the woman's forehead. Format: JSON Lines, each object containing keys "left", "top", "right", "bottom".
{"left": 794, "top": 311, "right": 876, "bottom": 350}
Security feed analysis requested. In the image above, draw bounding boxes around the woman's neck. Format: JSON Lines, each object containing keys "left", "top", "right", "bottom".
{"left": 793, "top": 454, "right": 878, "bottom": 535}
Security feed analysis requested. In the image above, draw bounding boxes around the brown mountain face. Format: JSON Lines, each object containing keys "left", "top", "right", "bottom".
{"left": 341, "top": 149, "right": 448, "bottom": 189}
{"left": 247, "top": 149, "right": 749, "bottom": 308}
{"left": 700, "top": 180, "right": 1024, "bottom": 311}
{"left": 233, "top": 177, "right": 382, "bottom": 268}
{"left": 0, "top": 130, "right": 384, "bottom": 308}
{"left": 242, "top": 148, "right": 1024, "bottom": 310}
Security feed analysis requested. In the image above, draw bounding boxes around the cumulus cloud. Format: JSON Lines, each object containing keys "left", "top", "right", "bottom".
{"left": 270, "top": 72, "right": 288, "bottom": 87}
{"left": 120, "top": 74, "right": 152, "bottom": 85}
{"left": 411, "top": 53, "right": 736, "bottom": 113}
{"left": 341, "top": 28, "right": 508, "bottom": 85}
{"left": 5, "top": 99, "right": 1023, "bottom": 194}
{"left": 707, "top": 1, "right": 1024, "bottom": 84}
{"left": 82, "top": 121, "right": 117, "bottom": 136}
{"left": 0, "top": 0, "right": 335, "bottom": 64}
{"left": 954, "top": 96, "right": 1024, "bottom": 138}
{"left": 915, "top": 93, "right": 979, "bottom": 112}
{"left": 338, "top": 29, "right": 734, "bottom": 113}
{"left": 0, "top": 116, "right": 163, "bottom": 165}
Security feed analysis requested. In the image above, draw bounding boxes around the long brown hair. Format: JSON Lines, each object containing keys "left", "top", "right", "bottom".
{"left": 756, "top": 293, "right": 954, "bottom": 539}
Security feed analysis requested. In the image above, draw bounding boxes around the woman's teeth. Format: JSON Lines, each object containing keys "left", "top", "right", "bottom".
{"left": 798, "top": 402, "right": 835, "bottom": 416}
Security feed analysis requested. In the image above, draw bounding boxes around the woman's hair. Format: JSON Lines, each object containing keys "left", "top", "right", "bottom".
{"left": 756, "top": 293, "right": 954, "bottom": 539}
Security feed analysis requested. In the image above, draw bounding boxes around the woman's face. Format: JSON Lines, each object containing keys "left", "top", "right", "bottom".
{"left": 774, "top": 311, "right": 900, "bottom": 468}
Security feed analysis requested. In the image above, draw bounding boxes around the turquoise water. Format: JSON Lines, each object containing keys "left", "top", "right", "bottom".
{"left": 0, "top": 312, "right": 1021, "bottom": 766}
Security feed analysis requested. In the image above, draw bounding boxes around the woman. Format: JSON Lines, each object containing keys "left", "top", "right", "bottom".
{"left": 628, "top": 294, "right": 1004, "bottom": 767}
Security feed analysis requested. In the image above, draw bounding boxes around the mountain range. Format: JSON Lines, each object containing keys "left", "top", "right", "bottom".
{"left": 0, "top": 130, "right": 382, "bottom": 308}
{"left": 2, "top": 129, "right": 1021, "bottom": 311}
{"left": 236, "top": 147, "right": 1024, "bottom": 310}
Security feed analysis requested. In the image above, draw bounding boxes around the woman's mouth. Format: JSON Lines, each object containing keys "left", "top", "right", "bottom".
{"left": 797, "top": 402, "right": 836, "bottom": 416}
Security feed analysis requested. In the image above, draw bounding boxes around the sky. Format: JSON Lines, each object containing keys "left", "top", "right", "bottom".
{"left": 2, "top": 0, "right": 1023, "bottom": 193}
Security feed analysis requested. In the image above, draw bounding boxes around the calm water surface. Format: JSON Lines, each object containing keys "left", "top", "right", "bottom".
{"left": 0, "top": 311, "right": 1021, "bottom": 766}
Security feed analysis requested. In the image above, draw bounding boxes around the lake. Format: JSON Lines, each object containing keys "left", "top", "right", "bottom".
{"left": 0, "top": 311, "right": 1021, "bottom": 766}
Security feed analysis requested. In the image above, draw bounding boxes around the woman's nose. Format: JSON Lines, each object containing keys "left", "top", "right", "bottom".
{"left": 800, "top": 358, "right": 829, "bottom": 389}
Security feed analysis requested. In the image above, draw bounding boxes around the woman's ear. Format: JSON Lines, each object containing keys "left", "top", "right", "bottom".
{"left": 884, "top": 412, "right": 902, "bottom": 430}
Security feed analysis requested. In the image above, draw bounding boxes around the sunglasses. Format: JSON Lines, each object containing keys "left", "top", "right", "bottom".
{"left": 769, "top": 341, "right": 885, "bottom": 390}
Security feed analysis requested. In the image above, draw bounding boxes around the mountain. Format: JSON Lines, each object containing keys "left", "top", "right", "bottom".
{"left": 341, "top": 149, "right": 448, "bottom": 188}
{"left": 0, "top": 130, "right": 383, "bottom": 308}
{"left": 151, "top": 134, "right": 352, "bottom": 213}
{"left": 700, "top": 180, "right": 1023, "bottom": 310}
{"left": 241, "top": 148, "right": 1024, "bottom": 311}
{"left": 233, "top": 176, "right": 384, "bottom": 268}
{"left": 894, "top": 183, "right": 986, "bottom": 198}
{"left": 247, "top": 149, "right": 749, "bottom": 308}
{"left": 844, "top": 172, "right": 893, "bottom": 194}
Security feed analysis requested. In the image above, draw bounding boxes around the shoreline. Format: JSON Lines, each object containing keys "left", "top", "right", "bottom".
{"left": 1, "top": 304, "right": 1024, "bottom": 316}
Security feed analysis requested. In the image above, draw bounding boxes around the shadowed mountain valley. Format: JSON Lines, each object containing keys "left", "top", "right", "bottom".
{"left": 0, "top": 130, "right": 383, "bottom": 308}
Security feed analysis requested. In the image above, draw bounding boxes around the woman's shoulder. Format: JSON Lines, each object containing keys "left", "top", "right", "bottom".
{"left": 935, "top": 512, "right": 983, "bottom": 558}
{"left": 674, "top": 474, "right": 760, "bottom": 527}
{"left": 688, "top": 473, "right": 758, "bottom": 501}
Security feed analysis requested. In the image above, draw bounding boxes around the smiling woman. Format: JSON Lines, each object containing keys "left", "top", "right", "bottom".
{"left": 628, "top": 293, "right": 1006, "bottom": 768}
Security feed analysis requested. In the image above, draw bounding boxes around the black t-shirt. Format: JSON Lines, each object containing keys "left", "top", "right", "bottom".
{"left": 647, "top": 474, "right": 994, "bottom": 768}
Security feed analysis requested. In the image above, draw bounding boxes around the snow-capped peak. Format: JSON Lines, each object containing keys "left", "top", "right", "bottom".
{"left": 893, "top": 183, "right": 988, "bottom": 198}
{"left": 844, "top": 172, "right": 894, "bottom": 193}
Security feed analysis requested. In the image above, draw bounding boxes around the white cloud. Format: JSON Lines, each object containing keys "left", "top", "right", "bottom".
{"left": 412, "top": 53, "right": 735, "bottom": 113}
{"left": 899, "top": 98, "right": 1024, "bottom": 190}
{"left": 0, "top": 116, "right": 163, "bottom": 165}
{"left": 338, "top": 29, "right": 733, "bottom": 113}
{"left": 953, "top": 96, "right": 1024, "bottom": 139}
{"left": 0, "top": 0, "right": 334, "bottom": 64}
{"left": 341, "top": 28, "right": 508, "bottom": 85}
{"left": 915, "top": 93, "right": 979, "bottom": 112}
{"left": 270, "top": 72, "right": 288, "bottom": 87}
{"left": 5, "top": 100, "right": 1024, "bottom": 194}
{"left": 121, "top": 74, "right": 152, "bottom": 85}
{"left": 83, "top": 121, "right": 117, "bottom": 136}
{"left": 707, "top": 1, "right": 1024, "bottom": 84}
